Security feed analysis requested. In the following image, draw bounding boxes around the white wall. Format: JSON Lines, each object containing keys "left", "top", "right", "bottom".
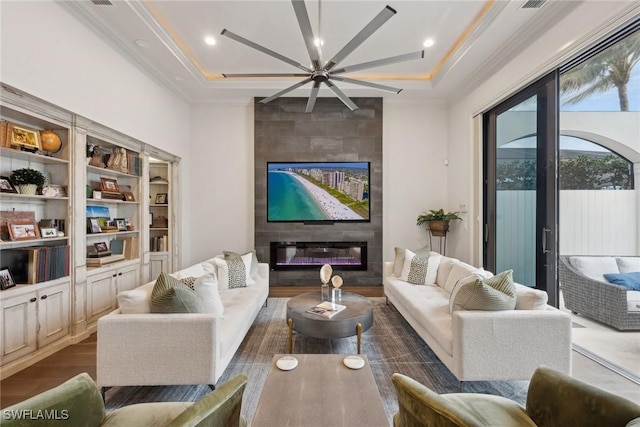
{"left": 189, "top": 101, "right": 255, "bottom": 262}
{"left": 447, "top": 2, "right": 638, "bottom": 264}
{"left": 0, "top": 1, "right": 192, "bottom": 264}
{"left": 382, "top": 101, "right": 449, "bottom": 261}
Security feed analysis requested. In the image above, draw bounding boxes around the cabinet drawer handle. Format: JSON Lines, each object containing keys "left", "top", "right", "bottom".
{"left": 118, "top": 273, "right": 122, "bottom": 276}
{"left": 30, "top": 298, "right": 37, "bottom": 303}
{"left": 40, "top": 295, "right": 48, "bottom": 300}
{"left": 112, "top": 274, "right": 117, "bottom": 278}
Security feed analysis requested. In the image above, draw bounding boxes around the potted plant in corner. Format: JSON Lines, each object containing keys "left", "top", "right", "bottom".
{"left": 416, "top": 209, "right": 462, "bottom": 236}
{"left": 10, "top": 168, "right": 46, "bottom": 195}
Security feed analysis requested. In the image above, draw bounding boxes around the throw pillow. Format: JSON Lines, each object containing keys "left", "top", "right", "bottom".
{"left": 223, "top": 250, "right": 260, "bottom": 278}
{"left": 448, "top": 274, "right": 479, "bottom": 313}
{"left": 603, "top": 272, "right": 640, "bottom": 291}
{"left": 400, "top": 249, "right": 441, "bottom": 285}
{"left": 179, "top": 276, "right": 198, "bottom": 290}
{"left": 117, "top": 282, "right": 155, "bottom": 314}
{"left": 616, "top": 257, "right": 640, "bottom": 274}
{"left": 150, "top": 272, "right": 204, "bottom": 313}
{"left": 435, "top": 256, "right": 459, "bottom": 288}
{"left": 171, "top": 263, "right": 209, "bottom": 280}
{"left": 212, "top": 253, "right": 256, "bottom": 290}
{"left": 193, "top": 273, "right": 224, "bottom": 316}
{"left": 450, "top": 270, "right": 517, "bottom": 312}
{"left": 443, "top": 262, "right": 480, "bottom": 294}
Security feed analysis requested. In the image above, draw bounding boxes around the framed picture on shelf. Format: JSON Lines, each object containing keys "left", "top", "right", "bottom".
{"left": 0, "top": 176, "right": 17, "bottom": 193}
{"left": 114, "top": 218, "right": 127, "bottom": 231}
{"left": 122, "top": 191, "right": 135, "bottom": 202}
{"left": 87, "top": 217, "right": 102, "bottom": 234}
{"left": 94, "top": 242, "right": 109, "bottom": 253}
{"left": 40, "top": 227, "right": 57, "bottom": 238}
{"left": 0, "top": 268, "right": 16, "bottom": 290}
{"left": 100, "top": 177, "right": 120, "bottom": 193}
{"left": 155, "top": 193, "right": 168, "bottom": 204}
{"left": 8, "top": 222, "right": 40, "bottom": 241}
{"left": 9, "top": 124, "right": 41, "bottom": 151}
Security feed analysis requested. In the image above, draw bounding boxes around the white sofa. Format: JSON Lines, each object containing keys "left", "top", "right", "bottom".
{"left": 97, "top": 256, "right": 269, "bottom": 392}
{"left": 383, "top": 254, "right": 572, "bottom": 381}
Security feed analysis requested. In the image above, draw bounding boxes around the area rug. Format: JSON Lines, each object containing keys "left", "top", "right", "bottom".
{"left": 105, "top": 297, "right": 529, "bottom": 425}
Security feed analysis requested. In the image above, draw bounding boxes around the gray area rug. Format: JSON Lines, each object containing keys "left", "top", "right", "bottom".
{"left": 105, "top": 297, "right": 529, "bottom": 425}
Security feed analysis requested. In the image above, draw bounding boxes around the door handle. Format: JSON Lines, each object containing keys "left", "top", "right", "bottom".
{"left": 542, "top": 228, "right": 552, "bottom": 254}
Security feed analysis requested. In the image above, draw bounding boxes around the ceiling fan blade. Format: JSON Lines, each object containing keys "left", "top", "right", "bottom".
{"left": 222, "top": 73, "right": 309, "bottom": 78}
{"left": 325, "top": 81, "right": 358, "bottom": 111}
{"left": 292, "top": 0, "right": 322, "bottom": 70}
{"left": 306, "top": 81, "right": 321, "bottom": 113}
{"left": 331, "top": 51, "right": 424, "bottom": 75}
{"left": 324, "top": 5, "right": 396, "bottom": 72}
{"left": 330, "top": 76, "right": 402, "bottom": 94}
{"left": 259, "top": 77, "right": 313, "bottom": 104}
{"left": 221, "top": 29, "right": 312, "bottom": 73}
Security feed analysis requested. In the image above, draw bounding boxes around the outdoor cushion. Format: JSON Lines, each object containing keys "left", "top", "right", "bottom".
{"left": 570, "top": 256, "right": 619, "bottom": 281}
{"left": 617, "top": 257, "right": 640, "bottom": 274}
{"left": 604, "top": 272, "right": 640, "bottom": 291}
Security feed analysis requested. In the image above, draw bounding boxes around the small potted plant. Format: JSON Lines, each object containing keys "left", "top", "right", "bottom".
{"left": 10, "top": 168, "right": 46, "bottom": 195}
{"left": 416, "top": 209, "right": 462, "bottom": 236}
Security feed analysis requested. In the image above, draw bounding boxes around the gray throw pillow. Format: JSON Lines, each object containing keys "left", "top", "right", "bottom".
{"left": 450, "top": 270, "right": 516, "bottom": 311}
{"left": 151, "top": 272, "right": 204, "bottom": 313}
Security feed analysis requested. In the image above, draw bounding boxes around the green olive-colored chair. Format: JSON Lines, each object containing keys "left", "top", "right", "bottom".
{"left": 392, "top": 366, "right": 640, "bottom": 427}
{"left": 2, "top": 372, "right": 247, "bottom": 427}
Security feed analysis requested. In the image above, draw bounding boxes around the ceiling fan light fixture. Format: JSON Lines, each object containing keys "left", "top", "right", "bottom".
{"left": 221, "top": 1, "right": 425, "bottom": 112}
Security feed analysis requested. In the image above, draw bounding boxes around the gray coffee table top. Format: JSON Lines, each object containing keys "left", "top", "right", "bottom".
{"left": 252, "top": 354, "right": 388, "bottom": 427}
{"left": 286, "top": 291, "right": 373, "bottom": 339}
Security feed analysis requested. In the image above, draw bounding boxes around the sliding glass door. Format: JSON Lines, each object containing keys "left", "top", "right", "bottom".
{"left": 484, "top": 73, "right": 559, "bottom": 306}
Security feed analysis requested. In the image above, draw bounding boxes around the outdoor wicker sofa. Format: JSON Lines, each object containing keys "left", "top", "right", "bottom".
{"left": 559, "top": 255, "right": 640, "bottom": 331}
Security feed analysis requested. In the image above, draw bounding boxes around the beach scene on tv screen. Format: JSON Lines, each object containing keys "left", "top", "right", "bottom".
{"left": 268, "top": 162, "right": 370, "bottom": 221}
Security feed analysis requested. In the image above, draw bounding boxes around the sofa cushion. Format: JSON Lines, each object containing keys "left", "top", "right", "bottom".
{"left": 604, "top": 272, "right": 640, "bottom": 291}
{"left": 616, "top": 257, "right": 640, "bottom": 274}
{"left": 117, "top": 281, "right": 155, "bottom": 314}
{"left": 435, "top": 255, "right": 459, "bottom": 288}
{"left": 570, "top": 256, "right": 619, "bottom": 281}
{"left": 443, "top": 262, "right": 479, "bottom": 294}
{"left": 150, "top": 273, "right": 204, "bottom": 313}
{"left": 224, "top": 250, "right": 260, "bottom": 279}
{"left": 193, "top": 273, "right": 224, "bottom": 316}
{"left": 171, "top": 263, "right": 209, "bottom": 280}
{"left": 400, "top": 249, "right": 441, "bottom": 285}
{"left": 514, "top": 284, "right": 548, "bottom": 310}
{"left": 212, "top": 253, "right": 256, "bottom": 290}
{"left": 450, "top": 270, "right": 517, "bottom": 312}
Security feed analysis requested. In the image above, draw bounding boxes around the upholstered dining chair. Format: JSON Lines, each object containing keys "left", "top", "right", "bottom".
{"left": 392, "top": 366, "right": 640, "bottom": 427}
{"left": 2, "top": 372, "right": 248, "bottom": 427}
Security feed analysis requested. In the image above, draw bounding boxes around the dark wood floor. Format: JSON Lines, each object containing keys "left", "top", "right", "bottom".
{"left": 0, "top": 286, "right": 383, "bottom": 408}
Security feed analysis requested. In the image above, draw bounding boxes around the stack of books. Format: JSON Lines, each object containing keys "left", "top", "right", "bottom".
{"left": 8, "top": 245, "right": 70, "bottom": 284}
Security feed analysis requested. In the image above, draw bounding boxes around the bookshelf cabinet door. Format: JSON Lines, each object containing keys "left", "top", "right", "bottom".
{"left": 1, "top": 293, "right": 38, "bottom": 365}
{"left": 149, "top": 253, "right": 169, "bottom": 279}
{"left": 116, "top": 264, "right": 140, "bottom": 294}
{"left": 37, "top": 282, "right": 70, "bottom": 348}
{"left": 86, "top": 270, "right": 117, "bottom": 324}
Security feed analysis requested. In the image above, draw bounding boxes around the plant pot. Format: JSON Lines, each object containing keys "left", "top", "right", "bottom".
{"left": 428, "top": 220, "right": 449, "bottom": 236}
{"left": 17, "top": 184, "right": 38, "bottom": 195}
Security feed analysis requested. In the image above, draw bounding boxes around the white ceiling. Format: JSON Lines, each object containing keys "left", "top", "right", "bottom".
{"left": 61, "top": 0, "right": 589, "bottom": 104}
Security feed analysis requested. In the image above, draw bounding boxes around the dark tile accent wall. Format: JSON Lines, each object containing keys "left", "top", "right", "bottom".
{"left": 255, "top": 97, "right": 382, "bottom": 286}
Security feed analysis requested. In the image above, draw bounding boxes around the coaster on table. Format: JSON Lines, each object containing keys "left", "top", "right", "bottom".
{"left": 276, "top": 356, "right": 298, "bottom": 371}
{"left": 343, "top": 355, "right": 365, "bottom": 370}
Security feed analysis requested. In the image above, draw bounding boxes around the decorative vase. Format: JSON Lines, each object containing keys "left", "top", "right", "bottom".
{"left": 321, "top": 283, "right": 331, "bottom": 301}
{"left": 18, "top": 184, "right": 37, "bottom": 195}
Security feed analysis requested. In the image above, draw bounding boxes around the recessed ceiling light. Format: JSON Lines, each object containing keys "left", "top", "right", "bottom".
{"left": 204, "top": 36, "right": 216, "bottom": 46}
{"left": 135, "top": 39, "right": 150, "bottom": 48}
{"left": 314, "top": 38, "right": 324, "bottom": 47}
{"left": 423, "top": 38, "right": 435, "bottom": 48}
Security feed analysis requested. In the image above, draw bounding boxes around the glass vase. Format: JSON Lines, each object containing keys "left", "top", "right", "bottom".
{"left": 332, "top": 288, "right": 342, "bottom": 303}
{"left": 321, "top": 283, "right": 331, "bottom": 301}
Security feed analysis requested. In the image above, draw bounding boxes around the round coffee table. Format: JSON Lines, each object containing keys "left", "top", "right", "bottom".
{"left": 286, "top": 291, "right": 373, "bottom": 354}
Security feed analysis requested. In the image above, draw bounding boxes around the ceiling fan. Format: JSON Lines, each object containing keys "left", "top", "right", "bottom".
{"left": 221, "top": 1, "right": 424, "bottom": 113}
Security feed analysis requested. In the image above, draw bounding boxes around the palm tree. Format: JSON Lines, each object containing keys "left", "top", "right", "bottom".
{"left": 561, "top": 31, "right": 640, "bottom": 111}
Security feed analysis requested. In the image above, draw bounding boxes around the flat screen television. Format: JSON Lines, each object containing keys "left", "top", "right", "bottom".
{"left": 267, "top": 162, "right": 370, "bottom": 223}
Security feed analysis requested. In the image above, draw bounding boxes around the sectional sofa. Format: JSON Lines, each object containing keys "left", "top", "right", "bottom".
{"left": 96, "top": 255, "right": 269, "bottom": 393}
{"left": 383, "top": 251, "right": 572, "bottom": 381}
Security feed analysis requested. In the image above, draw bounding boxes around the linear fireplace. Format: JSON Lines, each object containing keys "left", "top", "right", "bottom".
{"left": 270, "top": 241, "right": 367, "bottom": 271}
